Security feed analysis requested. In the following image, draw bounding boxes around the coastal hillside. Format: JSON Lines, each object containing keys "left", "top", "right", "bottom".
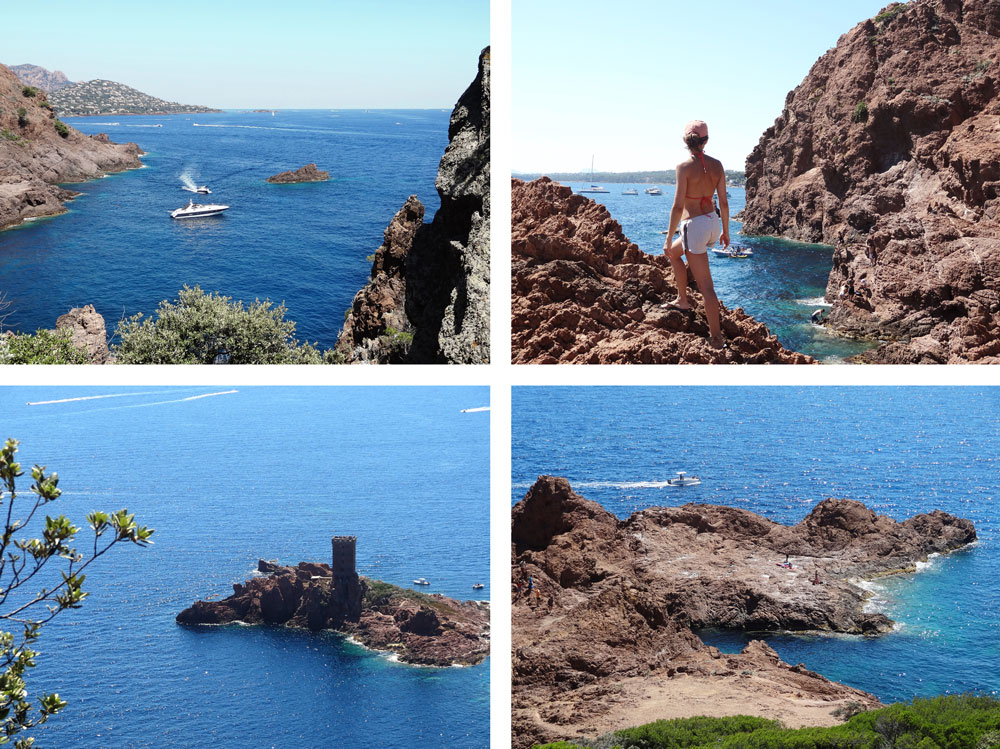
{"left": 50, "top": 79, "right": 219, "bottom": 116}
{"left": 336, "top": 47, "right": 490, "bottom": 364}
{"left": 511, "top": 476, "right": 975, "bottom": 748}
{"left": 742, "top": 0, "right": 1000, "bottom": 363}
{"left": 0, "top": 63, "right": 142, "bottom": 231}
{"left": 511, "top": 178, "right": 813, "bottom": 364}
{"left": 10, "top": 63, "right": 73, "bottom": 92}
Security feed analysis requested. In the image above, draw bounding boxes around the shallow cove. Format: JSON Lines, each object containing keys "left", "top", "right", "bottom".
{"left": 560, "top": 182, "right": 877, "bottom": 362}
{"left": 0, "top": 110, "right": 448, "bottom": 351}
{"left": 512, "top": 387, "right": 1000, "bottom": 704}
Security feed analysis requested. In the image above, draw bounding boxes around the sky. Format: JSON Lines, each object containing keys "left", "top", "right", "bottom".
{"left": 513, "top": 0, "right": 908, "bottom": 173}
{"left": 1, "top": 0, "right": 488, "bottom": 109}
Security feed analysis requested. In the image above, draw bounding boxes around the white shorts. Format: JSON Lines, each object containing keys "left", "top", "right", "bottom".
{"left": 681, "top": 213, "right": 721, "bottom": 255}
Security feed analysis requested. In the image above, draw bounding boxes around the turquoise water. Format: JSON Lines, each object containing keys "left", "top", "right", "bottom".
{"left": 563, "top": 183, "right": 875, "bottom": 362}
{"left": 512, "top": 387, "right": 1000, "bottom": 703}
{"left": 1, "top": 387, "right": 489, "bottom": 748}
{"left": 0, "top": 110, "right": 448, "bottom": 350}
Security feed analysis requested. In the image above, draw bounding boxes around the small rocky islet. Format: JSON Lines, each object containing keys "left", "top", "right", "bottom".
{"left": 265, "top": 163, "right": 330, "bottom": 184}
{"left": 511, "top": 475, "right": 976, "bottom": 748}
{"left": 177, "top": 538, "right": 489, "bottom": 668}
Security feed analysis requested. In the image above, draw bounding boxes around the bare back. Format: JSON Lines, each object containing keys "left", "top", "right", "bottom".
{"left": 677, "top": 152, "right": 726, "bottom": 220}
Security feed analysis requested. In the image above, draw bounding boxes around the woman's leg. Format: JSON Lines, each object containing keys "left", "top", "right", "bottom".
{"left": 666, "top": 239, "right": 691, "bottom": 308}
{"left": 686, "top": 252, "right": 723, "bottom": 345}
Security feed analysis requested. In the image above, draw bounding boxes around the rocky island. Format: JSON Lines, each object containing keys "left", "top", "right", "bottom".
{"left": 0, "top": 63, "right": 142, "bottom": 231}
{"left": 336, "top": 47, "right": 490, "bottom": 365}
{"left": 178, "top": 537, "right": 489, "bottom": 667}
{"left": 511, "top": 178, "right": 813, "bottom": 364}
{"left": 511, "top": 476, "right": 976, "bottom": 748}
{"left": 741, "top": 0, "right": 1000, "bottom": 363}
{"left": 265, "top": 163, "right": 330, "bottom": 183}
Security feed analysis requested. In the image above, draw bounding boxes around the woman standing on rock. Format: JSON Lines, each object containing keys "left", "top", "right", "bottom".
{"left": 662, "top": 120, "right": 730, "bottom": 348}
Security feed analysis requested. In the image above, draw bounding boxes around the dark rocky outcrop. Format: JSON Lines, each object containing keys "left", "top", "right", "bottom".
{"left": 10, "top": 64, "right": 73, "bottom": 93}
{"left": 336, "top": 47, "right": 490, "bottom": 364}
{"left": 178, "top": 561, "right": 489, "bottom": 667}
{"left": 55, "top": 305, "right": 110, "bottom": 364}
{"left": 0, "top": 63, "right": 143, "bottom": 232}
{"left": 511, "top": 476, "right": 975, "bottom": 748}
{"left": 511, "top": 178, "right": 814, "bottom": 364}
{"left": 265, "top": 163, "right": 330, "bottom": 184}
{"left": 741, "top": 0, "right": 1000, "bottom": 363}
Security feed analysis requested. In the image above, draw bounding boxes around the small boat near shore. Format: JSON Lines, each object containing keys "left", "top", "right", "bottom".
{"left": 182, "top": 185, "right": 212, "bottom": 195}
{"left": 645, "top": 186, "right": 663, "bottom": 195}
{"left": 413, "top": 577, "right": 430, "bottom": 586}
{"left": 170, "top": 199, "right": 229, "bottom": 219}
{"left": 712, "top": 244, "right": 753, "bottom": 258}
{"left": 622, "top": 188, "right": 638, "bottom": 196}
{"left": 665, "top": 471, "right": 701, "bottom": 487}
{"left": 472, "top": 583, "right": 484, "bottom": 590}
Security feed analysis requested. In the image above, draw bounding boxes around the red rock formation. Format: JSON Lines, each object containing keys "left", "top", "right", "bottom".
{"left": 55, "top": 305, "right": 110, "bottom": 364}
{"left": 511, "top": 178, "right": 814, "bottom": 364}
{"left": 177, "top": 561, "right": 489, "bottom": 667}
{"left": 0, "top": 63, "right": 142, "bottom": 231}
{"left": 742, "top": 0, "right": 1000, "bottom": 363}
{"left": 511, "top": 476, "right": 975, "bottom": 747}
{"left": 265, "top": 163, "right": 330, "bottom": 183}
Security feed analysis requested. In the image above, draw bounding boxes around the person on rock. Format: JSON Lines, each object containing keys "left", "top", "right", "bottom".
{"left": 661, "top": 120, "right": 730, "bottom": 349}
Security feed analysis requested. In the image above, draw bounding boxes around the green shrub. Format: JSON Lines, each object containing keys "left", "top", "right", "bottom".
{"left": 112, "top": 284, "right": 326, "bottom": 364}
{"left": 875, "top": 4, "right": 906, "bottom": 26}
{"left": 39, "top": 100, "right": 52, "bottom": 110}
{"left": 852, "top": 101, "right": 869, "bottom": 123}
{"left": 0, "top": 128, "right": 25, "bottom": 145}
{"left": 16, "top": 107, "right": 28, "bottom": 127}
{"left": 53, "top": 119, "right": 69, "bottom": 138}
{"left": 21, "top": 85, "right": 39, "bottom": 98}
{"left": 0, "top": 330, "right": 89, "bottom": 365}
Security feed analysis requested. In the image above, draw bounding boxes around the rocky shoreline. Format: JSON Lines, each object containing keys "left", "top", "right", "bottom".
{"left": 336, "top": 47, "right": 490, "bottom": 364}
{"left": 1, "top": 63, "right": 143, "bottom": 232}
{"left": 178, "top": 560, "right": 489, "bottom": 668}
{"left": 741, "top": 0, "right": 1000, "bottom": 363}
{"left": 511, "top": 476, "right": 975, "bottom": 748}
{"left": 512, "top": 178, "right": 813, "bottom": 364}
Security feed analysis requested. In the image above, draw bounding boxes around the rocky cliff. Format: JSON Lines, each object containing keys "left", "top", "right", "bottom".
{"left": 511, "top": 476, "right": 975, "bottom": 748}
{"left": 50, "top": 79, "right": 219, "bottom": 117}
{"left": 178, "top": 560, "right": 489, "bottom": 667}
{"left": 742, "top": 0, "right": 1000, "bottom": 363}
{"left": 0, "top": 63, "right": 143, "bottom": 231}
{"left": 336, "top": 47, "right": 490, "bottom": 364}
{"left": 10, "top": 64, "right": 73, "bottom": 93}
{"left": 512, "top": 178, "right": 814, "bottom": 363}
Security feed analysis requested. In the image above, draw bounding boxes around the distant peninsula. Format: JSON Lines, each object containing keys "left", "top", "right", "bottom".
{"left": 512, "top": 169, "right": 746, "bottom": 187}
{"left": 178, "top": 537, "right": 489, "bottom": 667}
{"left": 49, "top": 78, "right": 220, "bottom": 117}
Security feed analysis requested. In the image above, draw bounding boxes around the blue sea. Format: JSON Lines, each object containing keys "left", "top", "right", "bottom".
{"left": 1, "top": 387, "right": 489, "bottom": 748}
{"left": 512, "top": 387, "right": 1000, "bottom": 704}
{"left": 560, "top": 183, "right": 876, "bottom": 363}
{"left": 0, "top": 110, "right": 449, "bottom": 350}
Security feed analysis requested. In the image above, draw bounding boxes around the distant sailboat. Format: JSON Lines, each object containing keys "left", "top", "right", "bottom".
{"left": 578, "top": 156, "right": 609, "bottom": 194}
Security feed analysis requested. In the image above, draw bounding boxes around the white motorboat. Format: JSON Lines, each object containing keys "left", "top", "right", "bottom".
{"left": 413, "top": 577, "right": 431, "bottom": 586}
{"left": 170, "top": 199, "right": 229, "bottom": 219}
{"left": 622, "top": 188, "right": 639, "bottom": 195}
{"left": 712, "top": 244, "right": 753, "bottom": 258}
{"left": 645, "top": 186, "right": 663, "bottom": 195}
{"left": 182, "top": 185, "right": 212, "bottom": 194}
{"left": 665, "top": 471, "right": 701, "bottom": 487}
{"left": 472, "top": 583, "right": 485, "bottom": 590}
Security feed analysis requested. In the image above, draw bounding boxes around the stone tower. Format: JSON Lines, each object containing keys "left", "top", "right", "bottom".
{"left": 331, "top": 535, "right": 357, "bottom": 580}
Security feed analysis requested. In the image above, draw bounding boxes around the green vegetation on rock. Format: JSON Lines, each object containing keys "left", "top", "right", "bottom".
{"left": 21, "top": 85, "right": 39, "bottom": 98}
{"left": 533, "top": 695, "right": 1000, "bottom": 749}
{"left": 852, "top": 101, "right": 869, "bottom": 123}
{"left": 16, "top": 107, "right": 28, "bottom": 127}
{"left": 53, "top": 119, "right": 69, "bottom": 138}
{"left": 0, "top": 329, "right": 89, "bottom": 365}
{"left": 112, "top": 284, "right": 333, "bottom": 364}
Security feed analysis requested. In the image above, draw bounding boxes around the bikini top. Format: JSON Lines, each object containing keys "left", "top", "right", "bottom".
{"left": 685, "top": 150, "right": 715, "bottom": 214}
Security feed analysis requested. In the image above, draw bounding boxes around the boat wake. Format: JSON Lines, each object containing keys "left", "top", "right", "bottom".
{"left": 28, "top": 390, "right": 191, "bottom": 406}
{"left": 461, "top": 407, "right": 490, "bottom": 413}
{"left": 511, "top": 480, "right": 680, "bottom": 490}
